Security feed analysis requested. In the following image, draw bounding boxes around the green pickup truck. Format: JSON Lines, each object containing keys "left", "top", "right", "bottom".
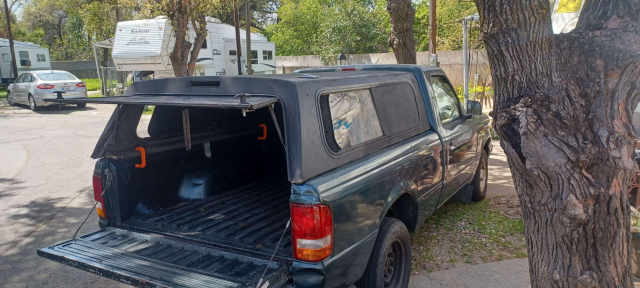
{"left": 38, "top": 64, "right": 492, "bottom": 288}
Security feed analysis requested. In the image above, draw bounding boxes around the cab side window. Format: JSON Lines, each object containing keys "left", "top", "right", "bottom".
{"left": 325, "top": 89, "right": 384, "bottom": 150}
{"left": 15, "top": 74, "right": 25, "bottom": 83}
{"left": 319, "top": 83, "right": 423, "bottom": 153}
{"left": 430, "top": 76, "right": 461, "bottom": 123}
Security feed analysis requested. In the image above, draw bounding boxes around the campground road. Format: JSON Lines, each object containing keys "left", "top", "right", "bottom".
{"left": 0, "top": 103, "right": 125, "bottom": 287}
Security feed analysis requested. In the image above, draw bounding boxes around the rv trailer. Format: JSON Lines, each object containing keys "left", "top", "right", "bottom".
{"left": 0, "top": 38, "right": 52, "bottom": 83}
{"left": 111, "top": 16, "right": 276, "bottom": 77}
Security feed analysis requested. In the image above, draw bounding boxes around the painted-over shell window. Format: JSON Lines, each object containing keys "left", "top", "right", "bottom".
{"left": 327, "top": 89, "right": 383, "bottom": 149}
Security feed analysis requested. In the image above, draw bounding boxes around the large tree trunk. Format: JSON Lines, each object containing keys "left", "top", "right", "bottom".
{"left": 386, "top": 0, "right": 416, "bottom": 64}
{"left": 168, "top": 0, "right": 191, "bottom": 77}
{"left": 186, "top": 15, "right": 207, "bottom": 77}
{"left": 474, "top": 0, "right": 640, "bottom": 287}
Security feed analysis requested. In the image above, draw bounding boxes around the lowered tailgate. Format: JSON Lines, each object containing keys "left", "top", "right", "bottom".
{"left": 37, "top": 228, "right": 289, "bottom": 288}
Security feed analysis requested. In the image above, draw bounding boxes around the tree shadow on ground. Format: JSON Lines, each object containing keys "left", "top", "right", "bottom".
{"left": 0, "top": 186, "right": 125, "bottom": 288}
{"left": 0, "top": 178, "right": 26, "bottom": 199}
{"left": 2, "top": 104, "right": 96, "bottom": 115}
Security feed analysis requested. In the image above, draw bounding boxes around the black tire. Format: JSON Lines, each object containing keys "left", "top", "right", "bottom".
{"left": 357, "top": 218, "right": 411, "bottom": 288}
{"left": 6, "top": 91, "right": 15, "bottom": 106}
{"left": 77, "top": 103, "right": 86, "bottom": 108}
{"left": 471, "top": 150, "right": 488, "bottom": 202}
{"left": 28, "top": 95, "right": 39, "bottom": 111}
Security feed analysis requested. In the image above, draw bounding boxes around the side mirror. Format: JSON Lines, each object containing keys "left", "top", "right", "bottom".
{"left": 467, "top": 100, "right": 483, "bottom": 116}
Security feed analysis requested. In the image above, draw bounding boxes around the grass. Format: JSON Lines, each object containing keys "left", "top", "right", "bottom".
{"left": 80, "top": 79, "right": 132, "bottom": 92}
{"left": 0, "top": 91, "right": 6, "bottom": 98}
{"left": 143, "top": 105, "right": 155, "bottom": 115}
{"left": 81, "top": 79, "right": 101, "bottom": 91}
{"left": 410, "top": 199, "right": 526, "bottom": 273}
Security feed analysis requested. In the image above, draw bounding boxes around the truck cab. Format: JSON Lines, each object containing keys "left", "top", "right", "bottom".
{"left": 38, "top": 65, "right": 492, "bottom": 288}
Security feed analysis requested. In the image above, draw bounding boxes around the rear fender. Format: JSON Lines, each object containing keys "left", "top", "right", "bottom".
{"left": 379, "top": 181, "right": 420, "bottom": 232}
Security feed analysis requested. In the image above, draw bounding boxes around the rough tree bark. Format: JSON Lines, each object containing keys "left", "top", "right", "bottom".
{"left": 186, "top": 15, "right": 207, "bottom": 77}
{"left": 167, "top": 0, "right": 208, "bottom": 77}
{"left": 387, "top": 0, "right": 416, "bottom": 64}
{"left": 473, "top": 0, "right": 640, "bottom": 286}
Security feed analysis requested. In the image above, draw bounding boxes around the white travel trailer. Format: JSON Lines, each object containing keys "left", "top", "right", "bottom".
{"left": 0, "top": 38, "right": 52, "bottom": 83}
{"left": 551, "top": 0, "right": 585, "bottom": 33}
{"left": 111, "top": 16, "right": 276, "bottom": 77}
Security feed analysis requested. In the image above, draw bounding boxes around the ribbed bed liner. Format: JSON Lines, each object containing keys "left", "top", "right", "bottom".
{"left": 38, "top": 228, "right": 289, "bottom": 288}
{"left": 123, "top": 177, "right": 293, "bottom": 258}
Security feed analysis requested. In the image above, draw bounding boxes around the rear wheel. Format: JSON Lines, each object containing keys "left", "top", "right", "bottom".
{"left": 471, "top": 150, "right": 489, "bottom": 202}
{"left": 357, "top": 218, "right": 411, "bottom": 288}
{"left": 6, "top": 91, "right": 15, "bottom": 106}
{"left": 77, "top": 103, "right": 86, "bottom": 108}
{"left": 29, "top": 95, "right": 39, "bottom": 111}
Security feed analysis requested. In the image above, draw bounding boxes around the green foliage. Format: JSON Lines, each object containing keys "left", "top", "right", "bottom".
{"left": 414, "top": 0, "right": 480, "bottom": 51}
{"left": 81, "top": 79, "right": 101, "bottom": 91}
{"left": 265, "top": 0, "right": 388, "bottom": 57}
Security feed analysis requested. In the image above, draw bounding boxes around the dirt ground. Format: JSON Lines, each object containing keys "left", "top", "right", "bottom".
{"left": 410, "top": 195, "right": 526, "bottom": 273}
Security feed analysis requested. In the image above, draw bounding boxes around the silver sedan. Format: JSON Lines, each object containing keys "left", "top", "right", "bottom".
{"left": 6, "top": 70, "right": 88, "bottom": 111}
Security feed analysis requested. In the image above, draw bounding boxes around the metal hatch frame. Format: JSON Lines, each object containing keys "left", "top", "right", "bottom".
{"left": 44, "top": 94, "right": 278, "bottom": 110}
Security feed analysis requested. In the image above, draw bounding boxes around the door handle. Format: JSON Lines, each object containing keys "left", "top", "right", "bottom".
{"left": 412, "top": 143, "right": 426, "bottom": 150}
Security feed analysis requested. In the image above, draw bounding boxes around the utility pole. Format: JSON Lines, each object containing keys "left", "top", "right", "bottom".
{"left": 3, "top": 0, "right": 18, "bottom": 80}
{"left": 428, "top": 0, "right": 437, "bottom": 66}
{"left": 233, "top": 0, "right": 243, "bottom": 75}
{"left": 245, "top": 0, "right": 252, "bottom": 75}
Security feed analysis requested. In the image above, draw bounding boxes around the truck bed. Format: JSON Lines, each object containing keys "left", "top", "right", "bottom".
{"left": 122, "top": 177, "right": 293, "bottom": 258}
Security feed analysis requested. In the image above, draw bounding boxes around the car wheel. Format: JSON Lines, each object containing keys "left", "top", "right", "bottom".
{"left": 28, "top": 95, "right": 39, "bottom": 111}
{"left": 471, "top": 150, "right": 488, "bottom": 202}
{"left": 6, "top": 91, "right": 15, "bottom": 106}
{"left": 357, "top": 218, "right": 411, "bottom": 288}
{"left": 77, "top": 103, "right": 86, "bottom": 108}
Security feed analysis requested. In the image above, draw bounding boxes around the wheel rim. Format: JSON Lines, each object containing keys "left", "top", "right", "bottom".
{"left": 29, "top": 97, "right": 35, "bottom": 109}
{"left": 383, "top": 239, "right": 405, "bottom": 287}
{"left": 7, "top": 93, "right": 13, "bottom": 105}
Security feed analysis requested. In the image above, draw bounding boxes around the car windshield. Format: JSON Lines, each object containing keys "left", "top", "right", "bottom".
{"left": 36, "top": 72, "right": 77, "bottom": 81}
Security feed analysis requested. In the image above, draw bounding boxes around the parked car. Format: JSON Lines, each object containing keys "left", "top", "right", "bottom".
{"left": 6, "top": 70, "right": 88, "bottom": 111}
{"left": 37, "top": 64, "right": 492, "bottom": 288}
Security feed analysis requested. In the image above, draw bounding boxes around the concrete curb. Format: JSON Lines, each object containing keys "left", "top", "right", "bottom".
{"left": 409, "top": 258, "right": 530, "bottom": 288}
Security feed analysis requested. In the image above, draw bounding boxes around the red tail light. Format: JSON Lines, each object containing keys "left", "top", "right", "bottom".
{"left": 76, "top": 82, "right": 86, "bottom": 88}
{"left": 36, "top": 84, "right": 54, "bottom": 89}
{"left": 92, "top": 175, "right": 107, "bottom": 219}
{"left": 290, "top": 204, "right": 333, "bottom": 262}
{"left": 340, "top": 68, "right": 356, "bottom": 71}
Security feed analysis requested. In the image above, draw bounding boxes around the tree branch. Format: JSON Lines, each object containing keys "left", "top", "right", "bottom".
{"left": 576, "top": 0, "right": 640, "bottom": 31}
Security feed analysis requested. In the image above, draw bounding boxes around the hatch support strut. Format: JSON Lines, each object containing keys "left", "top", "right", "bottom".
{"left": 182, "top": 108, "right": 191, "bottom": 150}
{"left": 268, "top": 104, "right": 285, "bottom": 148}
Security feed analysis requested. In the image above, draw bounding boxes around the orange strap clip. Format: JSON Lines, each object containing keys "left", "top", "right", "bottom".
{"left": 135, "top": 147, "right": 146, "bottom": 168}
{"left": 258, "top": 124, "right": 267, "bottom": 140}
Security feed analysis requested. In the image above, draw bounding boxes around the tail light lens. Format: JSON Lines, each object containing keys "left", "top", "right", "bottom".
{"left": 76, "top": 82, "right": 86, "bottom": 88}
{"left": 92, "top": 175, "right": 107, "bottom": 219}
{"left": 290, "top": 204, "right": 333, "bottom": 262}
{"left": 36, "top": 84, "right": 55, "bottom": 89}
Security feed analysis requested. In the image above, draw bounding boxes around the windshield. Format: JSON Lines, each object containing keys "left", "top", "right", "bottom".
{"left": 36, "top": 72, "right": 77, "bottom": 81}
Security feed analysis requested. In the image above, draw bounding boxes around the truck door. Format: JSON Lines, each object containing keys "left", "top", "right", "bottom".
{"left": 429, "top": 74, "right": 477, "bottom": 204}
